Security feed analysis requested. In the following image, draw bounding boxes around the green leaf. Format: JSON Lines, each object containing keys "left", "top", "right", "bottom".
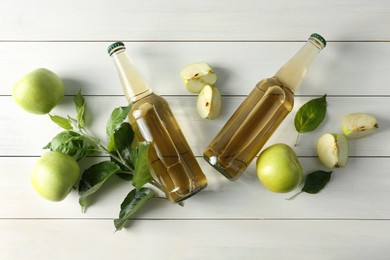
{"left": 49, "top": 115, "right": 73, "bottom": 130}
{"left": 74, "top": 89, "right": 86, "bottom": 128}
{"left": 295, "top": 95, "right": 327, "bottom": 132}
{"left": 45, "top": 130, "right": 100, "bottom": 161}
{"left": 115, "top": 171, "right": 133, "bottom": 181}
{"left": 110, "top": 122, "right": 136, "bottom": 180}
{"left": 106, "top": 105, "right": 132, "bottom": 152}
{"left": 109, "top": 155, "right": 133, "bottom": 181}
{"left": 114, "top": 122, "right": 135, "bottom": 162}
{"left": 294, "top": 95, "right": 327, "bottom": 145}
{"left": 132, "top": 141, "right": 152, "bottom": 190}
{"left": 78, "top": 161, "right": 121, "bottom": 212}
{"left": 295, "top": 94, "right": 327, "bottom": 133}
{"left": 287, "top": 170, "right": 332, "bottom": 200}
{"left": 114, "top": 187, "right": 155, "bottom": 231}
{"left": 302, "top": 170, "right": 332, "bottom": 194}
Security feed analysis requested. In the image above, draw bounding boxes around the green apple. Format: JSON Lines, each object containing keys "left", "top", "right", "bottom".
{"left": 31, "top": 151, "right": 80, "bottom": 202}
{"left": 197, "top": 85, "right": 222, "bottom": 119}
{"left": 180, "top": 62, "right": 217, "bottom": 93}
{"left": 12, "top": 68, "right": 64, "bottom": 114}
{"left": 342, "top": 113, "right": 378, "bottom": 139}
{"left": 317, "top": 133, "right": 349, "bottom": 168}
{"left": 256, "top": 143, "right": 303, "bottom": 193}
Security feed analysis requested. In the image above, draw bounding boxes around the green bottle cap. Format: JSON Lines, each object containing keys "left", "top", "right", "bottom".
{"left": 107, "top": 42, "right": 126, "bottom": 55}
{"left": 310, "top": 33, "right": 326, "bottom": 48}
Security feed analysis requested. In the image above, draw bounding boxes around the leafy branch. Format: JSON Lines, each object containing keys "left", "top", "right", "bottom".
{"left": 45, "top": 90, "right": 166, "bottom": 231}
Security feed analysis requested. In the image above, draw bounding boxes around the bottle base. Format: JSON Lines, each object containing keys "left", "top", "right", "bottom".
{"left": 203, "top": 154, "right": 242, "bottom": 181}
{"left": 167, "top": 182, "right": 208, "bottom": 203}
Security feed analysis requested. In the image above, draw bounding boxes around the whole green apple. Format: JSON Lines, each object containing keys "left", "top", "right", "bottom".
{"left": 12, "top": 68, "right": 64, "bottom": 114}
{"left": 256, "top": 143, "right": 303, "bottom": 193}
{"left": 31, "top": 151, "right": 80, "bottom": 202}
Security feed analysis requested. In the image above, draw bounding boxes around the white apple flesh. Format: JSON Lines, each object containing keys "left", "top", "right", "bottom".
{"left": 197, "top": 85, "right": 222, "bottom": 120}
{"left": 180, "top": 62, "right": 217, "bottom": 93}
{"left": 342, "top": 113, "right": 378, "bottom": 139}
{"left": 317, "top": 133, "right": 349, "bottom": 168}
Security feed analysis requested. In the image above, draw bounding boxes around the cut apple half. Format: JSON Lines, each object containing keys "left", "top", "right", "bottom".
{"left": 180, "top": 62, "right": 217, "bottom": 93}
{"left": 197, "top": 85, "right": 222, "bottom": 120}
{"left": 317, "top": 133, "right": 349, "bottom": 169}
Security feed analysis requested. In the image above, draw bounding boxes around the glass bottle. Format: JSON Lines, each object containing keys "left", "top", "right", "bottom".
{"left": 203, "top": 33, "right": 326, "bottom": 181}
{"left": 108, "top": 42, "right": 207, "bottom": 203}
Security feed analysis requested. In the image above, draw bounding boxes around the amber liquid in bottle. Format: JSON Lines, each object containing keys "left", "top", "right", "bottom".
{"left": 203, "top": 33, "right": 326, "bottom": 180}
{"left": 129, "top": 94, "right": 207, "bottom": 202}
{"left": 204, "top": 78, "right": 294, "bottom": 180}
{"left": 108, "top": 42, "right": 207, "bottom": 203}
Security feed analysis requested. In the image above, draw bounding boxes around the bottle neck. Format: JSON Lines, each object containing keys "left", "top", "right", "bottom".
{"left": 110, "top": 49, "right": 153, "bottom": 103}
{"left": 274, "top": 37, "right": 324, "bottom": 92}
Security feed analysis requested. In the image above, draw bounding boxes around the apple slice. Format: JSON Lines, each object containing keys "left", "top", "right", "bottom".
{"left": 180, "top": 62, "right": 217, "bottom": 93}
{"left": 197, "top": 85, "right": 222, "bottom": 120}
{"left": 317, "top": 133, "right": 349, "bottom": 168}
{"left": 342, "top": 113, "right": 378, "bottom": 139}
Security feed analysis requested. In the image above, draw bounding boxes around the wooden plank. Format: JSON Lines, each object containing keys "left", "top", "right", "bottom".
{"left": 0, "top": 96, "right": 388, "bottom": 157}
{"left": 1, "top": 1, "right": 389, "bottom": 260}
{"left": 1, "top": 157, "right": 390, "bottom": 219}
{"left": 1, "top": 42, "right": 390, "bottom": 96}
{"left": 1, "top": 219, "right": 390, "bottom": 259}
{"left": 0, "top": 0, "right": 388, "bottom": 41}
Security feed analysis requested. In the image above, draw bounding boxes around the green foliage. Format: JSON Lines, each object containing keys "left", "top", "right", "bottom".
{"left": 294, "top": 95, "right": 327, "bottom": 145}
{"left": 302, "top": 170, "right": 333, "bottom": 194}
{"left": 287, "top": 171, "right": 333, "bottom": 200}
{"left": 131, "top": 142, "right": 152, "bottom": 190}
{"left": 49, "top": 115, "right": 73, "bottom": 130}
{"left": 44, "top": 130, "right": 99, "bottom": 161}
{"left": 114, "top": 188, "right": 156, "bottom": 231}
{"left": 106, "top": 105, "right": 132, "bottom": 152}
{"left": 45, "top": 90, "right": 165, "bottom": 231}
{"left": 79, "top": 161, "right": 121, "bottom": 212}
{"left": 74, "top": 89, "right": 86, "bottom": 128}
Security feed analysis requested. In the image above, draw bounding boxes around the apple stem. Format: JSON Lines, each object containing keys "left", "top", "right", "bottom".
{"left": 294, "top": 133, "right": 300, "bottom": 146}
{"left": 150, "top": 180, "right": 164, "bottom": 192}
{"left": 286, "top": 191, "right": 303, "bottom": 200}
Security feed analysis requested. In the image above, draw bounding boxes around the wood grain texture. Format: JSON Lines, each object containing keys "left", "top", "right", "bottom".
{"left": 1, "top": 157, "right": 390, "bottom": 220}
{"left": 1, "top": 42, "right": 390, "bottom": 96}
{"left": 0, "top": 0, "right": 388, "bottom": 41}
{"left": 1, "top": 0, "right": 390, "bottom": 258}
{"left": 0, "top": 96, "right": 388, "bottom": 156}
{"left": 1, "top": 219, "right": 390, "bottom": 260}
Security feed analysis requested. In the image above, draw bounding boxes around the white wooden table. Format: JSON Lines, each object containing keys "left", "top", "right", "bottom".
{"left": 1, "top": 0, "right": 390, "bottom": 259}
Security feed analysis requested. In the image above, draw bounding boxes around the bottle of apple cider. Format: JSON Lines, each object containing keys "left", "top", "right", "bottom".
{"left": 108, "top": 42, "right": 207, "bottom": 202}
{"left": 203, "top": 33, "right": 326, "bottom": 180}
